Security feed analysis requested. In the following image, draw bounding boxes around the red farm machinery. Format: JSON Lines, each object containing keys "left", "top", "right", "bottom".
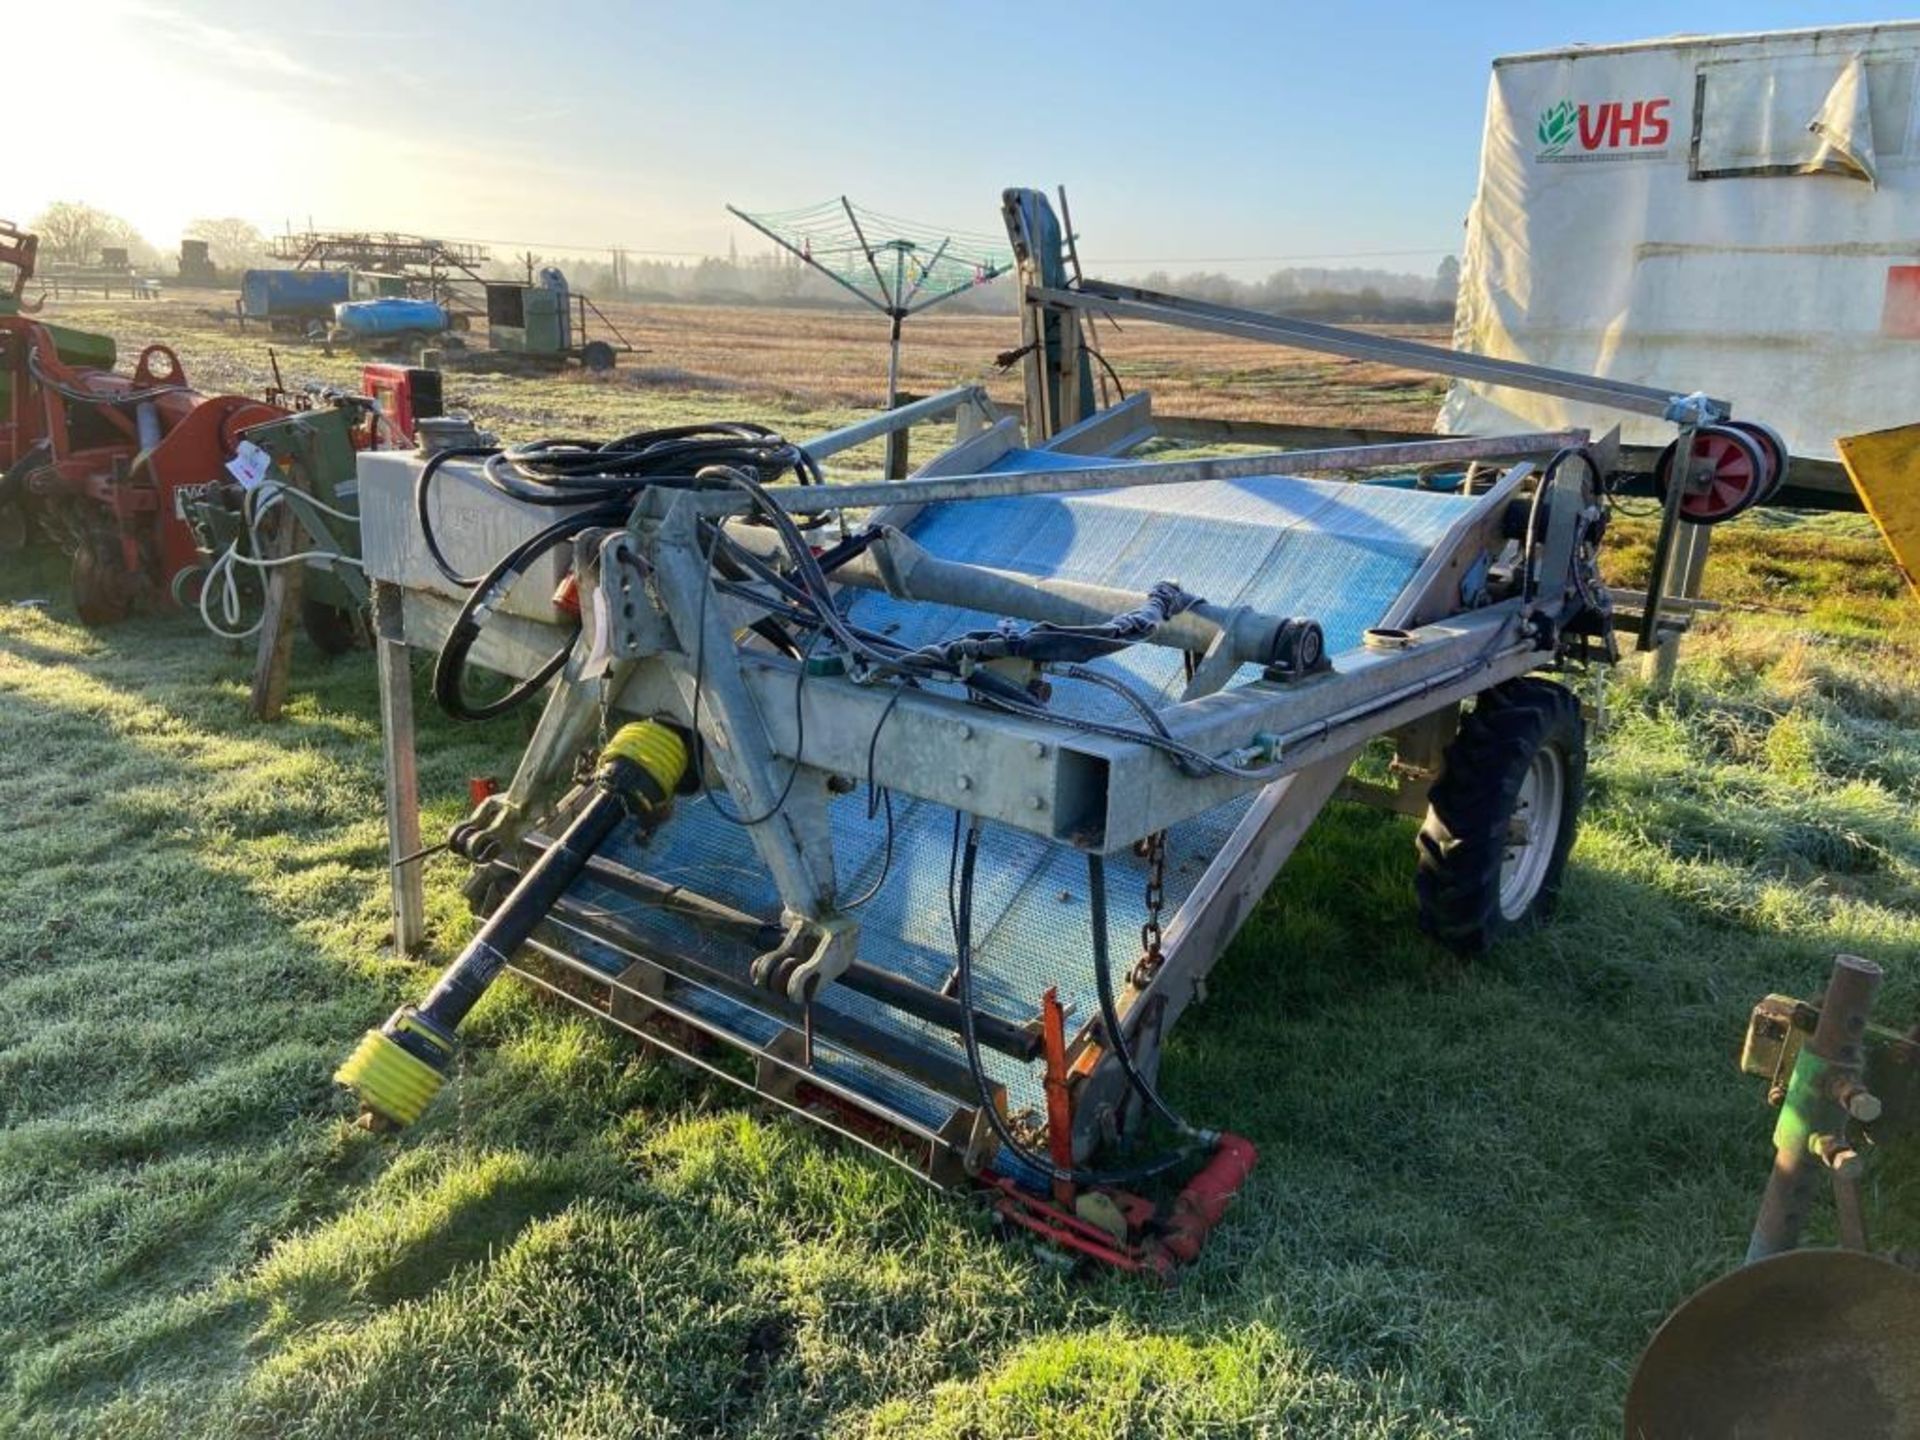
{"left": 0, "top": 223, "right": 434, "bottom": 628}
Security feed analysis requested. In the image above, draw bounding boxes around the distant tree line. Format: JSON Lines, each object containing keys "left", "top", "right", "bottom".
{"left": 520, "top": 250, "right": 1460, "bottom": 324}
{"left": 24, "top": 201, "right": 1459, "bottom": 322}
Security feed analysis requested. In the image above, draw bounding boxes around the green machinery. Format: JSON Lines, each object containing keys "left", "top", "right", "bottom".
{"left": 1626, "top": 954, "right": 1920, "bottom": 1438}
{"left": 177, "top": 402, "right": 369, "bottom": 654}
{"left": 480, "top": 271, "right": 633, "bottom": 372}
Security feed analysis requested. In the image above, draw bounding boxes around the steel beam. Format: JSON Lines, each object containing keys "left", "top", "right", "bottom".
{"left": 373, "top": 583, "right": 427, "bottom": 954}
{"left": 799, "top": 386, "right": 993, "bottom": 463}
{"left": 646, "top": 430, "right": 1588, "bottom": 519}
{"left": 1050, "top": 279, "right": 1729, "bottom": 424}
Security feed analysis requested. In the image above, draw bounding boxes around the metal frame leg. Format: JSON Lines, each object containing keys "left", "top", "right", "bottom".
{"left": 374, "top": 582, "right": 427, "bottom": 954}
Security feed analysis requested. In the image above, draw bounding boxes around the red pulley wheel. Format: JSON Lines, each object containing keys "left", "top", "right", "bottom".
{"left": 1653, "top": 425, "right": 1768, "bottom": 524}
{"left": 1727, "top": 419, "right": 1789, "bottom": 504}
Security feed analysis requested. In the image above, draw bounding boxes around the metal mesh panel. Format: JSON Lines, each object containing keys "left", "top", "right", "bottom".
{"left": 563, "top": 461, "right": 1473, "bottom": 1136}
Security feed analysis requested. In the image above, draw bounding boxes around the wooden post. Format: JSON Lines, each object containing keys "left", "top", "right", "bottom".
{"left": 249, "top": 505, "right": 304, "bottom": 721}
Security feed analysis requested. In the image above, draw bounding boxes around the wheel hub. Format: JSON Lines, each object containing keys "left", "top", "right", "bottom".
{"left": 1499, "top": 747, "right": 1564, "bottom": 921}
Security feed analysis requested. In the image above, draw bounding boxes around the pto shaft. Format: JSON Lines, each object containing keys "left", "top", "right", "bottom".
{"left": 337, "top": 721, "right": 687, "bottom": 1127}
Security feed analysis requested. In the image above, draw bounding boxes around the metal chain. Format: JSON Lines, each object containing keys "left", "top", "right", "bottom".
{"left": 1133, "top": 830, "right": 1167, "bottom": 986}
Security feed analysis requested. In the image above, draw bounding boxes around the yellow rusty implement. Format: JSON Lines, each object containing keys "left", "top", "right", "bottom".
{"left": 1838, "top": 423, "right": 1920, "bottom": 599}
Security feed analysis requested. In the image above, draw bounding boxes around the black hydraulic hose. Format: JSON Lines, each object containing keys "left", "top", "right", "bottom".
{"left": 431, "top": 509, "right": 599, "bottom": 720}
{"left": 951, "top": 818, "right": 1199, "bottom": 1189}
{"left": 1086, "top": 852, "right": 1207, "bottom": 1142}
{"left": 416, "top": 444, "right": 505, "bottom": 586}
{"left": 417, "top": 426, "right": 823, "bottom": 720}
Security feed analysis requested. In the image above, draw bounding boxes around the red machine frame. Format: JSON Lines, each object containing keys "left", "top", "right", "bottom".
{"left": 1, "top": 316, "right": 285, "bottom": 621}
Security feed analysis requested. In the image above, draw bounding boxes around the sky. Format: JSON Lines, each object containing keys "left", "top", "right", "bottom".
{"left": 14, "top": 1, "right": 1914, "bottom": 278}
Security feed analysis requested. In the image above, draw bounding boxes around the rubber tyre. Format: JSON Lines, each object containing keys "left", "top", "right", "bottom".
{"left": 301, "top": 596, "right": 363, "bottom": 656}
{"left": 1415, "top": 677, "right": 1585, "bottom": 953}
{"left": 71, "top": 544, "right": 134, "bottom": 627}
{"left": 581, "top": 340, "right": 617, "bottom": 373}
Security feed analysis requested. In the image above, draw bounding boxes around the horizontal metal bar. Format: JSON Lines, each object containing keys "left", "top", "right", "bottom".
{"left": 799, "top": 386, "right": 989, "bottom": 462}
{"left": 521, "top": 835, "right": 1042, "bottom": 1061}
{"left": 522, "top": 833, "right": 783, "bottom": 946}
{"left": 648, "top": 430, "right": 1587, "bottom": 519}
{"left": 613, "top": 603, "right": 1543, "bottom": 854}
{"left": 835, "top": 965, "right": 1043, "bottom": 1063}
{"left": 1074, "top": 607, "right": 1540, "bottom": 845}
{"left": 538, "top": 898, "right": 987, "bottom": 1101}
{"left": 1057, "top": 279, "right": 1729, "bottom": 423}
{"left": 509, "top": 945, "right": 961, "bottom": 1185}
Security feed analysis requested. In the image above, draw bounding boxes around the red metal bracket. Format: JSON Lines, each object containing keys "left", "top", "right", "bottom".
{"left": 985, "top": 1131, "right": 1258, "bottom": 1279}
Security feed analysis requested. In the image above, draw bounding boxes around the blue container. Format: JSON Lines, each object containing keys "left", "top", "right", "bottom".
{"left": 331, "top": 298, "right": 448, "bottom": 337}
{"left": 241, "top": 268, "right": 350, "bottom": 320}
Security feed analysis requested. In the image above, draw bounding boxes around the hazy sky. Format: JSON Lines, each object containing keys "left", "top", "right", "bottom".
{"left": 15, "top": 2, "right": 1909, "bottom": 276}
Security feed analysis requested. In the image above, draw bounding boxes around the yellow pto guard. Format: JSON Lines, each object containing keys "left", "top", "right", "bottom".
{"left": 1838, "top": 422, "right": 1920, "bottom": 599}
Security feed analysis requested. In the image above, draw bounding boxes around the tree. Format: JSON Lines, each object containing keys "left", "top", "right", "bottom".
{"left": 1433, "top": 254, "right": 1461, "bottom": 303}
{"left": 184, "top": 217, "right": 268, "bottom": 270}
{"left": 30, "top": 201, "right": 149, "bottom": 265}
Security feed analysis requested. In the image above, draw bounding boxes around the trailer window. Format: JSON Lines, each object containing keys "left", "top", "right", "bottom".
{"left": 1690, "top": 53, "right": 1914, "bottom": 182}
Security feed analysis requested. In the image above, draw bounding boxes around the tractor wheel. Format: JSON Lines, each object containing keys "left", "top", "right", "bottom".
{"left": 581, "top": 341, "right": 617, "bottom": 373}
{"left": 71, "top": 543, "right": 135, "bottom": 626}
{"left": 1415, "top": 677, "right": 1585, "bottom": 953}
{"left": 301, "top": 596, "right": 363, "bottom": 656}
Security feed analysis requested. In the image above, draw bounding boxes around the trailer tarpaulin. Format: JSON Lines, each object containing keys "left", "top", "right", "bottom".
{"left": 1442, "top": 24, "right": 1920, "bottom": 460}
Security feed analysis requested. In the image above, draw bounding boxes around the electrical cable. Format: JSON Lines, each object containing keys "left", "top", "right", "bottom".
{"left": 840, "top": 789, "right": 895, "bottom": 913}
{"left": 685, "top": 515, "right": 810, "bottom": 826}
{"left": 194, "top": 479, "right": 362, "bottom": 641}
{"left": 951, "top": 816, "right": 1200, "bottom": 1189}
{"left": 838, "top": 685, "right": 908, "bottom": 912}
{"left": 1088, "top": 347, "right": 1126, "bottom": 402}
{"left": 1085, "top": 852, "right": 1208, "bottom": 1142}
{"left": 1058, "top": 664, "right": 1173, "bottom": 738}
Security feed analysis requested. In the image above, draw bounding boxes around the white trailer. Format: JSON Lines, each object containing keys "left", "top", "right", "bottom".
{"left": 1442, "top": 22, "right": 1920, "bottom": 488}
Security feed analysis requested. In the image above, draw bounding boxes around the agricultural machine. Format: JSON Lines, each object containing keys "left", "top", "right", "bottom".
{"left": 176, "top": 363, "right": 444, "bottom": 654}
{"left": 465, "top": 268, "right": 635, "bottom": 372}
{"left": 0, "top": 232, "right": 286, "bottom": 621}
{"left": 0, "top": 220, "right": 439, "bottom": 634}
{"left": 330, "top": 189, "right": 1793, "bottom": 1277}
{"left": 1627, "top": 954, "right": 1920, "bottom": 1438}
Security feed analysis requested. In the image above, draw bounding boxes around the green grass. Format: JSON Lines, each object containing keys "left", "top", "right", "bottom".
{"left": 1, "top": 484, "right": 1915, "bottom": 1437}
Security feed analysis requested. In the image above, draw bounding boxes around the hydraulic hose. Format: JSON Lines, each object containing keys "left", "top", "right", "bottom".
{"left": 336, "top": 722, "right": 688, "bottom": 1127}
{"left": 1085, "top": 852, "right": 1210, "bottom": 1143}
{"left": 951, "top": 818, "right": 1200, "bottom": 1189}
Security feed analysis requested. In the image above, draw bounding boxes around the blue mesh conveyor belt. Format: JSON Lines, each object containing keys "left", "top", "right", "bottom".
{"left": 563, "top": 453, "right": 1475, "bottom": 1148}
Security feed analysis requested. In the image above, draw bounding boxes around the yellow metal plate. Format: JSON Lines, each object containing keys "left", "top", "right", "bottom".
{"left": 1838, "top": 423, "right": 1920, "bottom": 599}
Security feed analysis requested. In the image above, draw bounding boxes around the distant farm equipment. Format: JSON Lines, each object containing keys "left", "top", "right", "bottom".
{"left": 466, "top": 268, "right": 635, "bottom": 372}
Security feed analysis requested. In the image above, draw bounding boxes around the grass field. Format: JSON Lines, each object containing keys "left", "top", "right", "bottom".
{"left": 1, "top": 296, "right": 1916, "bottom": 1438}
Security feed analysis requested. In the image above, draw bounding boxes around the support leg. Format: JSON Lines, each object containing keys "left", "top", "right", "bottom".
{"left": 249, "top": 506, "right": 303, "bottom": 721}
{"left": 374, "top": 582, "right": 427, "bottom": 954}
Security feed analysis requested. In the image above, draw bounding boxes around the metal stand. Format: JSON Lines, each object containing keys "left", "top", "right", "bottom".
{"left": 726, "top": 196, "right": 1009, "bottom": 477}
{"left": 374, "top": 582, "right": 427, "bottom": 954}
{"left": 1748, "top": 953, "right": 1884, "bottom": 1263}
